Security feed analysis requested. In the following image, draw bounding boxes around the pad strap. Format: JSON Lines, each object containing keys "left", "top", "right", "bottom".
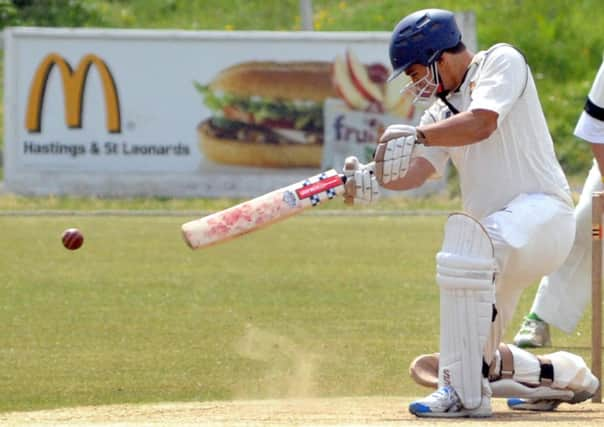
{"left": 499, "top": 342, "right": 515, "bottom": 380}
{"left": 537, "top": 356, "right": 554, "bottom": 386}
{"left": 488, "top": 344, "right": 554, "bottom": 386}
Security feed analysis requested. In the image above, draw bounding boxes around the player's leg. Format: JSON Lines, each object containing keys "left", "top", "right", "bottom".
{"left": 474, "top": 193, "right": 600, "bottom": 410}
{"left": 410, "top": 193, "right": 579, "bottom": 417}
{"left": 515, "top": 161, "right": 603, "bottom": 348}
{"left": 504, "top": 346, "right": 599, "bottom": 410}
{"left": 481, "top": 192, "right": 575, "bottom": 352}
{"left": 460, "top": 193, "right": 598, "bottom": 411}
{"left": 409, "top": 213, "right": 496, "bottom": 418}
{"left": 410, "top": 343, "right": 599, "bottom": 410}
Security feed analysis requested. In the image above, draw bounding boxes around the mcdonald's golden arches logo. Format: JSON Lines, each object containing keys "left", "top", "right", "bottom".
{"left": 26, "top": 53, "right": 121, "bottom": 133}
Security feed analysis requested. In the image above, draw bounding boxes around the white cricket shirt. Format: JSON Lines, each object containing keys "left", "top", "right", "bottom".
{"left": 574, "top": 60, "right": 604, "bottom": 144}
{"left": 415, "top": 44, "right": 572, "bottom": 219}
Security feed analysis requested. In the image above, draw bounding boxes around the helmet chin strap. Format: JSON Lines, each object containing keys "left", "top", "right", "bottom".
{"left": 433, "top": 62, "right": 461, "bottom": 115}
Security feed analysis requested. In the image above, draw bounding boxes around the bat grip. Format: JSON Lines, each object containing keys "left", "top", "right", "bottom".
{"left": 339, "top": 161, "right": 376, "bottom": 184}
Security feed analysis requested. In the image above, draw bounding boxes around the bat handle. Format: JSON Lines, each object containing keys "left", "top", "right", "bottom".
{"left": 339, "top": 161, "right": 376, "bottom": 183}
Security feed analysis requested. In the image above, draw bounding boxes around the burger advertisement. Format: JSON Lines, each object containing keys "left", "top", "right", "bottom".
{"left": 195, "top": 61, "right": 335, "bottom": 169}
{"left": 195, "top": 48, "right": 418, "bottom": 172}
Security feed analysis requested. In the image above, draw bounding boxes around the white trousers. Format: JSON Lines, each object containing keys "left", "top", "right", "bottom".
{"left": 531, "top": 162, "right": 602, "bottom": 332}
{"left": 478, "top": 193, "right": 575, "bottom": 361}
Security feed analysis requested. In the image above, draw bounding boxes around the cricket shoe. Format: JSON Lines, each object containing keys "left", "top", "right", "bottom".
{"left": 409, "top": 385, "right": 492, "bottom": 418}
{"left": 507, "top": 389, "right": 595, "bottom": 411}
{"left": 513, "top": 317, "right": 551, "bottom": 348}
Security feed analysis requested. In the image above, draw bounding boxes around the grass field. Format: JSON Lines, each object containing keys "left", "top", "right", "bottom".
{"left": 0, "top": 213, "right": 597, "bottom": 414}
{"left": 0, "top": 1, "right": 602, "bottom": 421}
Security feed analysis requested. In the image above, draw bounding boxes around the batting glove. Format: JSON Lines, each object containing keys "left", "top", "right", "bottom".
{"left": 342, "top": 156, "right": 380, "bottom": 205}
{"left": 379, "top": 124, "right": 417, "bottom": 143}
{"left": 374, "top": 134, "right": 416, "bottom": 184}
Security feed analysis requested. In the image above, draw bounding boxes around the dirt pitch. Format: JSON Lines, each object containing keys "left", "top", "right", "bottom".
{"left": 1, "top": 397, "right": 603, "bottom": 426}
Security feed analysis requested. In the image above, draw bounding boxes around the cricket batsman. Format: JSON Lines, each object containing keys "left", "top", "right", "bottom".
{"left": 343, "top": 9, "right": 599, "bottom": 417}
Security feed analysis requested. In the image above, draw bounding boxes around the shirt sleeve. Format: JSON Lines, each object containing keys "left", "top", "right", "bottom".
{"left": 574, "top": 60, "right": 604, "bottom": 144}
{"left": 575, "top": 112, "right": 604, "bottom": 144}
{"left": 468, "top": 45, "right": 528, "bottom": 126}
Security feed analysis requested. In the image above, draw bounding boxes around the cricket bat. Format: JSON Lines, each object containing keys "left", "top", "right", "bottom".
{"left": 181, "top": 169, "right": 348, "bottom": 249}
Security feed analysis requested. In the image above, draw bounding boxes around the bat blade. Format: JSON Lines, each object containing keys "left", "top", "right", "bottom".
{"left": 181, "top": 169, "right": 346, "bottom": 250}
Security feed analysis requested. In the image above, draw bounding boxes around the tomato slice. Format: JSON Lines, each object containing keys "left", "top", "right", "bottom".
{"left": 222, "top": 106, "right": 254, "bottom": 123}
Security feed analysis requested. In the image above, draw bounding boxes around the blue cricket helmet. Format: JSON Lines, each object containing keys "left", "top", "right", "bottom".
{"left": 388, "top": 9, "right": 462, "bottom": 81}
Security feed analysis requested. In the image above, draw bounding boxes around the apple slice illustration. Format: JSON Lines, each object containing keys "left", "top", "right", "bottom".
{"left": 333, "top": 54, "right": 370, "bottom": 110}
{"left": 384, "top": 76, "right": 415, "bottom": 118}
{"left": 367, "top": 63, "right": 390, "bottom": 84}
{"left": 346, "top": 50, "right": 384, "bottom": 104}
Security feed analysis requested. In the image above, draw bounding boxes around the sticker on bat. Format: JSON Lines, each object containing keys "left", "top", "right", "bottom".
{"left": 295, "top": 175, "right": 344, "bottom": 200}
{"left": 282, "top": 191, "right": 297, "bottom": 208}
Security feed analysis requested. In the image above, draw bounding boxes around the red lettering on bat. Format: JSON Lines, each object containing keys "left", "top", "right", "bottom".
{"left": 295, "top": 175, "right": 343, "bottom": 200}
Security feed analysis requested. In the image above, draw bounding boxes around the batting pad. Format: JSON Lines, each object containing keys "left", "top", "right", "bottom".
{"left": 548, "top": 351, "right": 600, "bottom": 394}
{"left": 437, "top": 213, "right": 497, "bottom": 409}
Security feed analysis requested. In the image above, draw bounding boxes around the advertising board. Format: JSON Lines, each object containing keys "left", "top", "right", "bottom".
{"left": 4, "top": 16, "right": 475, "bottom": 197}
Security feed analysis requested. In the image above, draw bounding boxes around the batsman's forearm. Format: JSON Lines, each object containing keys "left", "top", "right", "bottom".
{"left": 419, "top": 109, "right": 497, "bottom": 147}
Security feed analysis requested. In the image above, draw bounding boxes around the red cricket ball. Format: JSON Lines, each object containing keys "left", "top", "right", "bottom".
{"left": 62, "top": 228, "right": 84, "bottom": 250}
